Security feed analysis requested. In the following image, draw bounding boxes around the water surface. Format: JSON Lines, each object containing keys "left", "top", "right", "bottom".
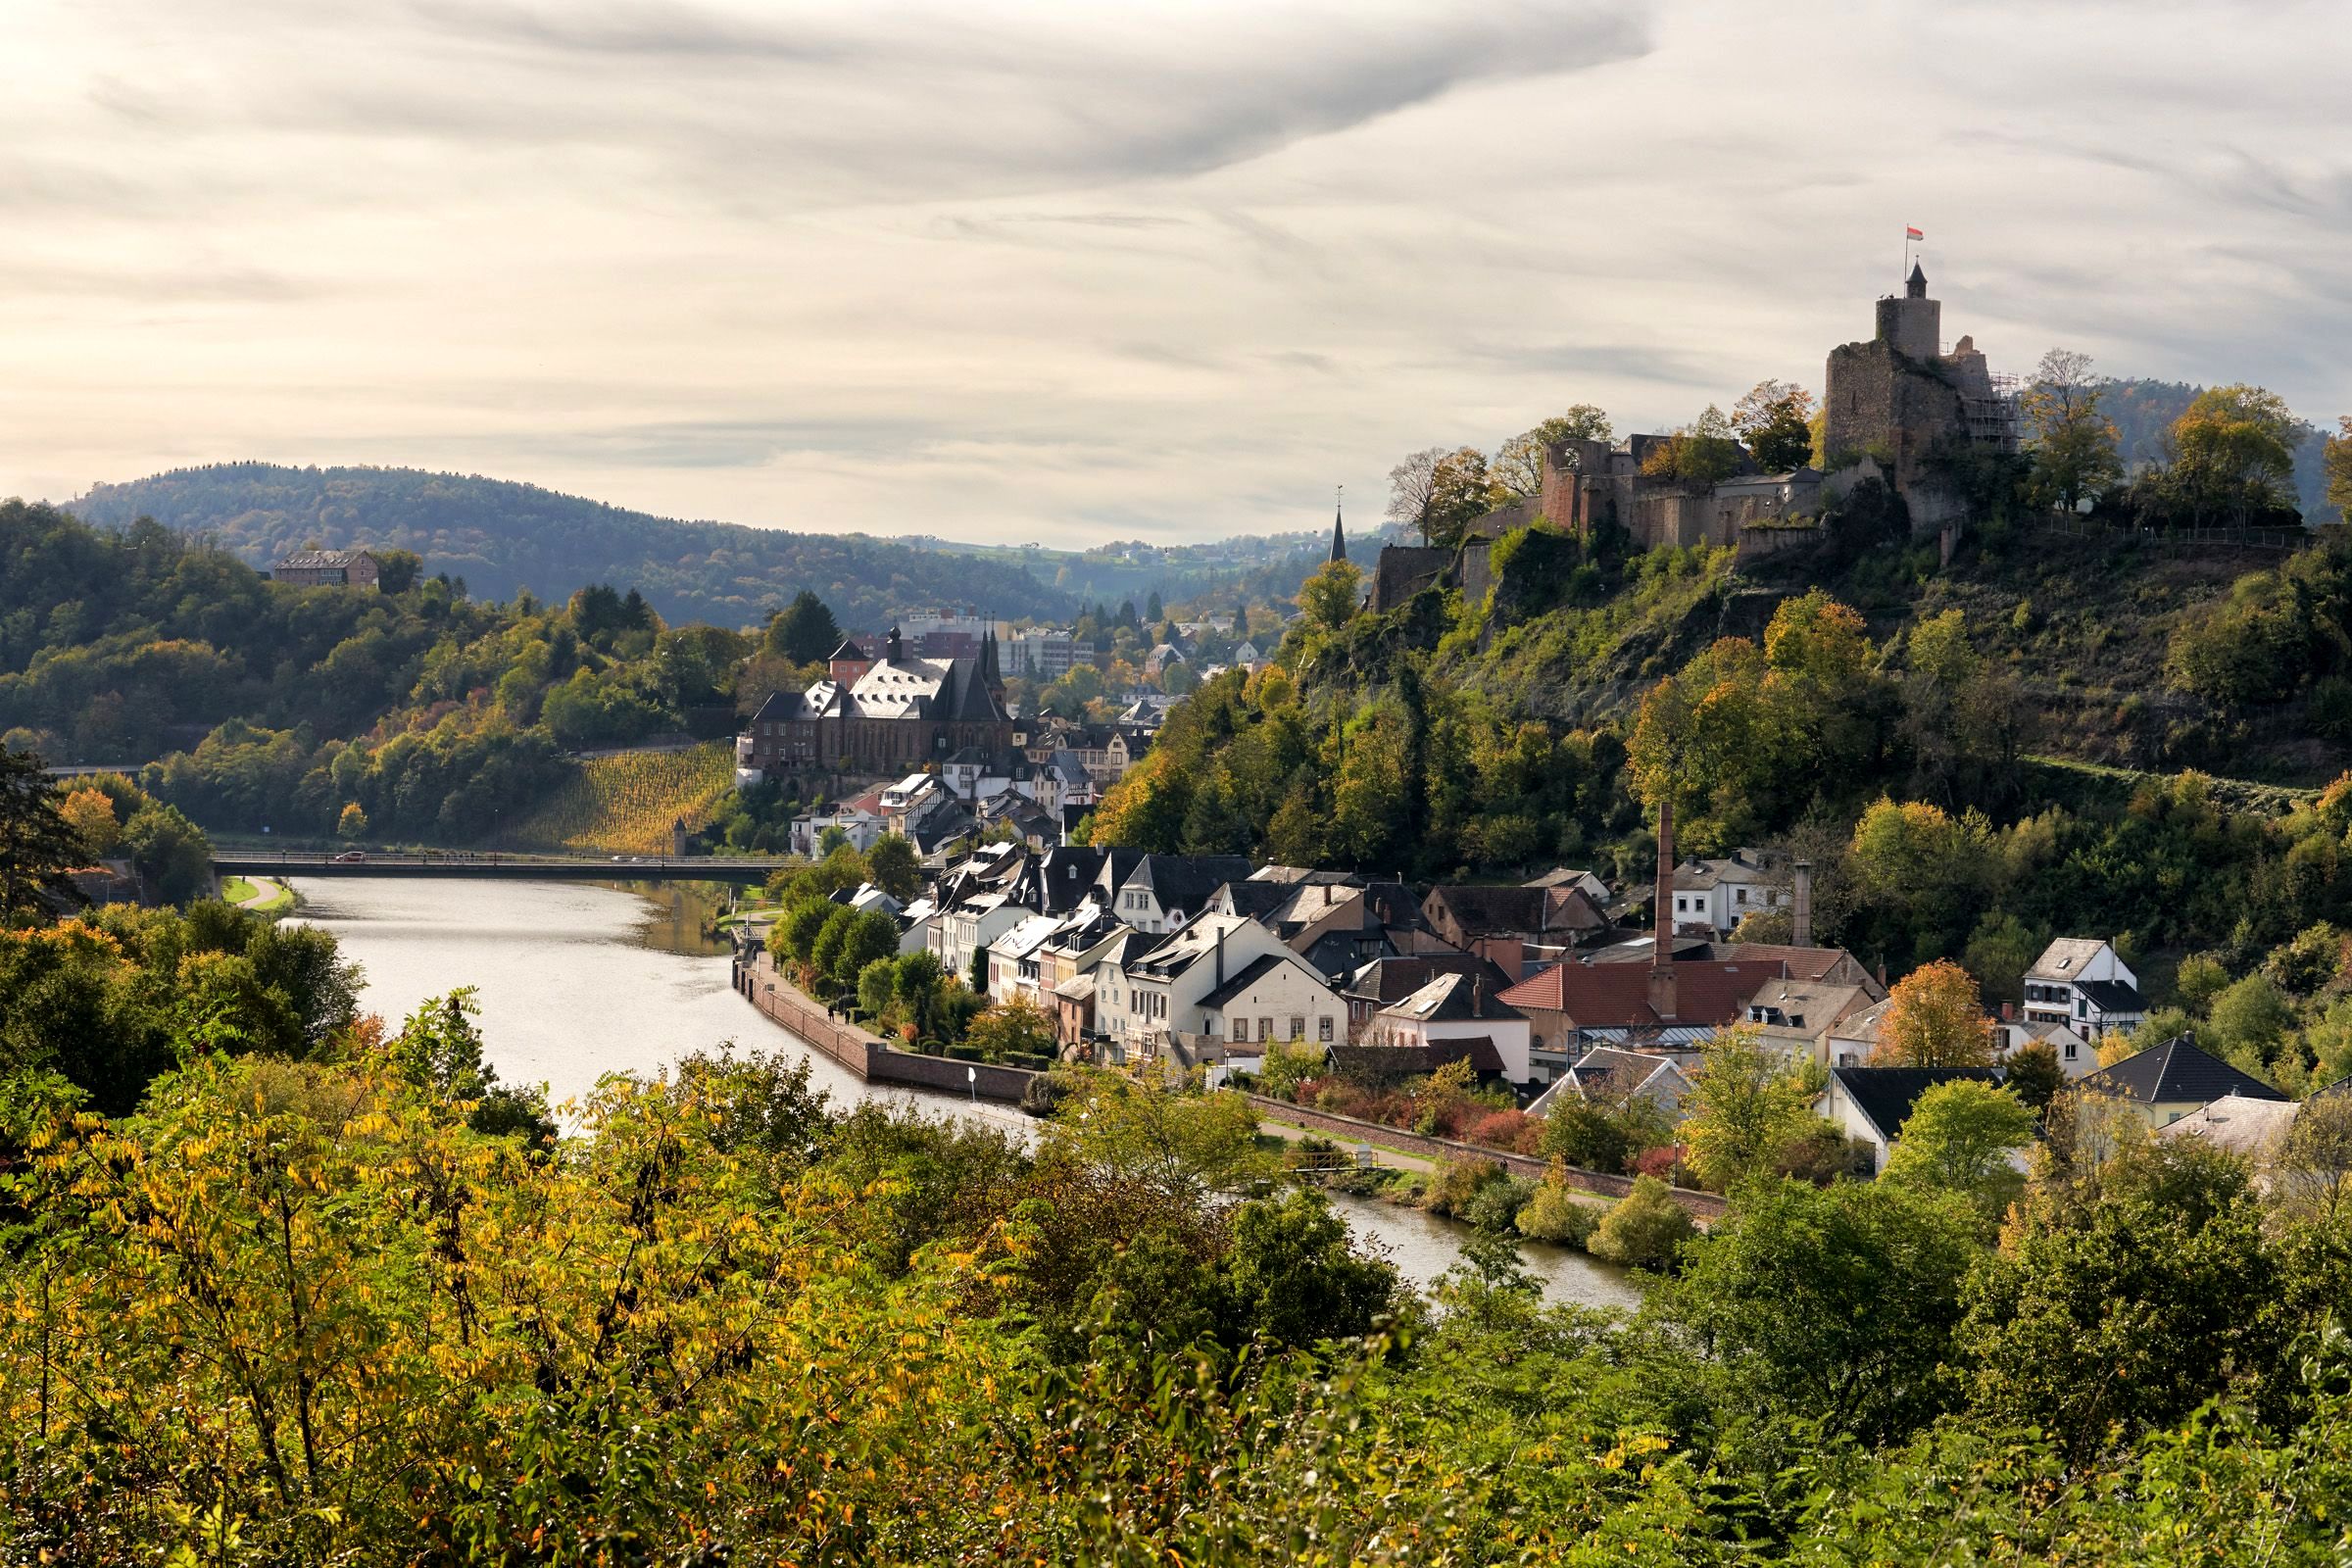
{"left": 291, "top": 875, "right": 1641, "bottom": 1308}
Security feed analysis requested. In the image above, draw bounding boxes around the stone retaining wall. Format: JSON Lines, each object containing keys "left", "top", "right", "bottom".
{"left": 735, "top": 952, "right": 1037, "bottom": 1106}
{"left": 1249, "top": 1095, "right": 1726, "bottom": 1221}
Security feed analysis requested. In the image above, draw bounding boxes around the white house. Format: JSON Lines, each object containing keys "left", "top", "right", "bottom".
{"left": 1995, "top": 1017, "right": 2097, "bottom": 1080}
{"left": 1527, "top": 1046, "right": 1693, "bottom": 1118}
{"left": 788, "top": 790, "right": 888, "bottom": 858}
{"left": 1095, "top": 913, "right": 1290, "bottom": 1061}
{"left": 933, "top": 889, "right": 1026, "bottom": 983}
{"left": 1825, "top": 1065, "right": 2003, "bottom": 1174}
{"left": 1098, "top": 853, "right": 1254, "bottom": 936}
{"left": 984, "top": 911, "right": 1065, "bottom": 1005}
{"left": 1363, "top": 971, "right": 1534, "bottom": 1084}
{"left": 2023, "top": 938, "right": 2147, "bottom": 1043}
{"left": 1197, "top": 952, "right": 1347, "bottom": 1051}
{"left": 1670, "top": 849, "right": 1786, "bottom": 937}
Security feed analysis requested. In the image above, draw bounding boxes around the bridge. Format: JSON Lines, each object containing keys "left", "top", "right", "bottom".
{"left": 213, "top": 852, "right": 789, "bottom": 887}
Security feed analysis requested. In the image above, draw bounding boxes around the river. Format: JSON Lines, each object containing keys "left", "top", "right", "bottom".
{"left": 288, "top": 875, "right": 1641, "bottom": 1311}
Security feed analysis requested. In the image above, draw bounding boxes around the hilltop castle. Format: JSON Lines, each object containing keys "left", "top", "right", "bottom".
{"left": 1368, "top": 261, "right": 2019, "bottom": 609}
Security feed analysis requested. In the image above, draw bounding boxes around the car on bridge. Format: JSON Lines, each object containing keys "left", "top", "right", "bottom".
{"left": 332, "top": 850, "right": 368, "bottom": 863}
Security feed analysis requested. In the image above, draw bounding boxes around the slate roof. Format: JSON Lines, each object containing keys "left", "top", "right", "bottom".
{"left": 1343, "top": 953, "right": 1511, "bottom": 1006}
{"left": 2314, "top": 1073, "right": 2352, "bottom": 1101}
{"left": 1216, "top": 881, "right": 1294, "bottom": 921}
{"left": 1198, "top": 952, "right": 1329, "bottom": 1012}
{"left": 1564, "top": 1046, "right": 1689, "bottom": 1102}
{"left": 1131, "top": 854, "right": 1255, "bottom": 915}
{"left": 2158, "top": 1094, "right": 2301, "bottom": 1158}
{"left": 2027, "top": 938, "right": 2112, "bottom": 982}
{"left": 1377, "top": 971, "right": 1523, "bottom": 1024}
{"left": 1830, "top": 1066, "right": 2002, "bottom": 1144}
{"left": 274, "top": 549, "right": 375, "bottom": 569}
{"left": 2076, "top": 978, "right": 2147, "bottom": 1014}
{"left": 2078, "top": 1034, "right": 2288, "bottom": 1106}
{"left": 1498, "top": 959, "right": 1768, "bottom": 1028}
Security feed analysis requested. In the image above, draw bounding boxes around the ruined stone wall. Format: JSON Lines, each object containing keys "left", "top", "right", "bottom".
{"left": 1823, "top": 338, "right": 1967, "bottom": 500}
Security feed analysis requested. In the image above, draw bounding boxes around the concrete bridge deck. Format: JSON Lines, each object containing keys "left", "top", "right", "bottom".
{"left": 214, "top": 852, "right": 786, "bottom": 886}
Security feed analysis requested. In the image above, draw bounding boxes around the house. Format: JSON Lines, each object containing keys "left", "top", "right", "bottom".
{"left": 1826, "top": 1065, "right": 2004, "bottom": 1173}
{"left": 2076, "top": 1033, "right": 2287, "bottom": 1129}
{"left": 983, "top": 912, "right": 1066, "bottom": 1005}
{"left": 1094, "top": 913, "right": 1291, "bottom": 1063}
{"left": 2158, "top": 1093, "right": 2303, "bottom": 1165}
{"left": 933, "top": 889, "right": 1026, "bottom": 983}
{"left": 1197, "top": 952, "right": 1348, "bottom": 1051}
{"left": 1499, "top": 958, "right": 1771, "bottom": 1083}
{"left": 1421, "top": 883, "right": 1611, "bottom": 957}
{"left": 1527, "top": 1046, "right": 1694, "bottom": 1119}
{"left": 787, "top": 788, "right": 888, "bottom": 858}
{"left": 1362, "top": 971, "right": 1533, "bottom": 1084}
{"left": 735, "top": 626, "right": 1013, "bottom": 782}
{"left": 1824, "top": 996, "right": 1893, "bottom": 1067}
{"left": 1339, "top": 953, "right": 1515, "bottom": 1039}
{"left": 2023, "top": 938, "right": 2147, "bottom": 1043}
{"left": 1742, "top": 977, "right": 1879, "bottom": 1064}
{"left": 1994, "top": 1017, "right": 2097, "bottom": 1080}
{"left": 1670, "top": 849, "right": 1787, "bottom": 937}
{"left": 1004, "top": 844, "right": 1110, "bottom": 916}
{"left": 1100, "top": 853, "right": 1253, "bottom": 935}
{"left": 270, "top": 549, "right": 380, "bottom": 589}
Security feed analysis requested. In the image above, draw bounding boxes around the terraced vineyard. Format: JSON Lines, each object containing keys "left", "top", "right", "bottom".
{"left": 511, "top": 743, "right": 735, "bottom": 855}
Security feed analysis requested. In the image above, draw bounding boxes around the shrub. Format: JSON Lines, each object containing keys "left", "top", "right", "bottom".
{"left": 1588, "top": 1175, "right": 1695, "bottom": 1271}
{"left": 1423, "top": 1156, "right": 1506, "bottom": 1218}
{"left": 1516, "top": 1162, "right": 1599, "bottom": 1248}
{"left": 1463, "top": 1175, "right": 1535, "bottom": 1234}
{"left": 945, "top": 1043, "right": 983, "bottom": 1062}
{"left": 1461, "top": 1108, "right": 1540, "bottom": 1154}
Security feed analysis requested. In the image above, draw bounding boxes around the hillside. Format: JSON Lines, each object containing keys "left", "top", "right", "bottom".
{"left": 66, "top": 463, "right": 1074, "bottom": 629}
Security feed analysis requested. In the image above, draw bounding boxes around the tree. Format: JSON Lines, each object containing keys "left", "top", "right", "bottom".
{"left": 1492, "top": 406, "right": 1614, "bottom": 498}
{"left": 2326, "top": 415, "right": 2352, "bottom": 521}
{"left": 1874, "top": 959, "right": 1996, "bottom": 1067}
{"left": 2165, "top": 383, "right": 2305, "bottom": 525}
{"left": 765, "top": 590, "right": 843, "bottom": 664}
{"left": 0, "top": 746, "right": 84, "bottom": 916}
{"left": 2206, "top": 973, "right": 2294, "bottom": 1073}
{"left": 1297, "top": 559, "right": 1363, "bottom": 631}
{"left": 56, "top": 786, "right": 121, "bottom": 859}
{"left": 2001, "top": 1040, "right": 2066, "bottom": 1114}
{"left": 962, "top": 996, "right": 1056, "bottom": 1061}
{"left": 830, "top": 909, "right": 900, "bottom": 991}
{"left": 337, "top": 802, "right": 368, "bottom": 841}
{"left": 2021, "top": 348, "right": 2123, "bottom": 511}
{"left": 1387, "top": 445, "right": 1498, "bottom": 549}
{"left": 1043, "top": 1075, "right": 1270, "bottom": 1205}
{"left": 1586, "top": 1175, "right": 1694, "bottom": 1270}
{"left": 1882, "top": 1079, "right": 2035, "bottom": 1225}
{"left": 1223, "top": 1189, "right": 1397, "bottom": 1348}
{"left": 1639, "top": 405, "right": 1743, "bottom": 486}
{"left": 1387, "top": 447, "right": 1444, "bottom": 541}
{"left": 865, "top": 834, "right": 921, "bottom": 902}
{"left": 2278, "top": 1092, "right": 2352, "bottom": 1221}
{"left": 372, "top": 548, "right": 424, "bottom": 594}
{"left": 1679, "top": 1027, "right": 1826, "bottom": 1192}
{"left": 1962, "top": 911, "right": 2041, "bottom": 1008}
{"left": 1732, "top": 381, "right": 1818, "bottom": 473}
{"left": 1662, "top": 1178, "right": 1977, "bottom": 1443}
{"left": 120, "top": 801, "right": 213, "bottom": 906}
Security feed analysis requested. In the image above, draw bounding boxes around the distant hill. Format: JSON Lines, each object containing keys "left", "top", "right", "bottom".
{"left": 2103, "top": 379, "right": 2338, "bottom": 521}
{"left": 66, "top": 463, "right": 1074, "bottom": 630}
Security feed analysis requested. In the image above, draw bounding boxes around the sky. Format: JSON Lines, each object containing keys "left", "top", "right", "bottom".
{"left": 3, "top": 0, "right": 2348, "bottom": 548}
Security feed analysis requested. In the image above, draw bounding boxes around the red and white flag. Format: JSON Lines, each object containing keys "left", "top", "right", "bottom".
{"left": 1905, "top": 225, "right": 1924, "bottom": 240}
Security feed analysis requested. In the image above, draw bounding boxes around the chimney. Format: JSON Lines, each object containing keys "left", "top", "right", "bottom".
{"left": 1791, "top": 858, "right": 1814, "bottom": 949}
{"left": 1649, "top": 798, "right": 1678, "bottom": 1021}
{"left": 1472, "top": 975, "right": 1485, "bottom": 1017}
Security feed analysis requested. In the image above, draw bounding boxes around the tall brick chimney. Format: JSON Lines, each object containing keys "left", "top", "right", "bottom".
{"left": 1649, "top": 799, "right": 1678, "bottom": 1021}
{"left": 1791, "top": 858, "right": 1814, "bottom": 949}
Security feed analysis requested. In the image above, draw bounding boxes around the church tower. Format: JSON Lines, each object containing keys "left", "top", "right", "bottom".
{"left": 1329, "top": 492, "right": 1348, "bottom": 563}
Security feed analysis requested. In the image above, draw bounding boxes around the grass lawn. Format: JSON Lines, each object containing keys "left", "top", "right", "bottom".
{"left": 222, "top": 875, "right": 295, "bottom": 916}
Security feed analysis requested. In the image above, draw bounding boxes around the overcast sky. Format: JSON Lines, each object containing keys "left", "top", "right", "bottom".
{"left": 4, "top": 0, "right": 2347, "bottom": 547}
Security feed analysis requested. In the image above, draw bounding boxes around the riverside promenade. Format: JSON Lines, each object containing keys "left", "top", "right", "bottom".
{"left": 732, "top": 947, "right": 1039, "bottom": 1106}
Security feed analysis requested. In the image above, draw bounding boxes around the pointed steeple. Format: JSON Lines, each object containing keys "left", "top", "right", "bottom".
{"left": 1329, "top": 485, "right": 1348, "bottom": 563}
{"left": 1906, "top": 261, "right": 1929, "bottom": 299}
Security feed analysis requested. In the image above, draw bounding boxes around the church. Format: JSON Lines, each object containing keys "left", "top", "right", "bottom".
{"left": 735, "top": 628, "right": 1014, "bottom": 784}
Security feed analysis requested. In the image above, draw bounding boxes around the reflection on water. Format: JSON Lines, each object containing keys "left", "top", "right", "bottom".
{"left": 290, "top": 875, "right": 1642, "bottom": 1308}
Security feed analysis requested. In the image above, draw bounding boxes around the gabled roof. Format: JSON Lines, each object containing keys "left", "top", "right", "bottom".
{"left": 1743, "top": 978, "right": 1873, "bottom": 1031}
{"left": 2158, "top": 1093, "right": 2301, "bottom": 1157}
{"left": 1215, "top": 881, "right": 1294, "bottom": 921}
{"left": 827, "top": 637, "right": 868, "bottom": 662}
{"left": 1198, "top": 952, "right": 1333, "bottom": 1012}
{"left": 1830, "top": 1066, "right": 2002, "bottom": 1144}
{"left": 2079, "top": 1034, "right": 2288, "bottom": 1106}
{"left": 2076, "top": 978, "right": 2146, "bottom": 1014}
{"left": 2027, "top": 938, "right": 2113, "bottom": 982}
{"left": 1498, "top": 959, "right": 1767, "bottom": 1029}
{"left": 1565, "top": 1046, "right": 1689, "bottom": 1102}
{"left": 1130, "top": 854, "right": 1254, "bottom": 914}
{"left": 1376, "top": 971, "right": 1522, "bottom": 1024}
{"left": 1343, "top": 952, "right": 1510, "bottom": 1006}
{"left": 274, "top": 548, "right": 375, "bottom": 568}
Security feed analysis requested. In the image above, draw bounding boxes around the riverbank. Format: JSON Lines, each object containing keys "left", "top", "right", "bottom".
{"left": 733, "top": 948, "right": 1040, "bottom": 1106}
{"left": 222, "top": 874, "right": 294, "bottom": 915}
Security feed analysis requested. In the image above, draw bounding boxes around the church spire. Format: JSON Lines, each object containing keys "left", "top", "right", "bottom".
{"left": 1329, "top": 484, "right": 1348, "bottom": 564}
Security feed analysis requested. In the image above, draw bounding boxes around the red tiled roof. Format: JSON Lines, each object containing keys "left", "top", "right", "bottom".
{"left": 1498, "top": 959, "right": 1772, "bottom": 1029}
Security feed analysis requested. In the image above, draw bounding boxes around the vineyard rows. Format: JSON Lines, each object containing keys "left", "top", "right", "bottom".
{"left": 511, "top": 743, "right": 735, "bottom": 855}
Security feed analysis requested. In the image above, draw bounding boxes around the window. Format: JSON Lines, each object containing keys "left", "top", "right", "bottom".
{"left": 1231, "top": 1016, "right": 1246, "bottom": 1042}
{"left": 2063, "top": 1040, "right": 2078, "bottom": 1060}
{"left": 1318, "top": 1016, "right": 1334, "bottom": 1042}
{"left": 1289, "top": 1015, "right": 1304, "bottom": 1041}
{"left": 1258, "top": 1016, "right": 1274, "bottom": 1042}
{"left": 1736, "top": 888, "right": 1748, "bottom": 906}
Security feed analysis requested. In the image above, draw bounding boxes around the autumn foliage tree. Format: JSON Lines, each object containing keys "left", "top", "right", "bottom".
{"left": 1732, "top": 380, "right": 1818, "bottom": 474}
{"left": 1874, "top": 958, "right": 1997, "bottom": 1067}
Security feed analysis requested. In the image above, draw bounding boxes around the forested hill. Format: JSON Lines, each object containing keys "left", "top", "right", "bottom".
{"left": 66, "top": 463, "right": 1074, "bottom": 628}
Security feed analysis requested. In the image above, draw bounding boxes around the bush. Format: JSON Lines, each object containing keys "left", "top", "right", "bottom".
{"left": 945, "top": 1043, "right": 983, "bottom": 1061}
{"left": 1515, "top": 1163, "right": 1599, "bottom": 1248}
{"left": 1463, "top": 1175, "right": 1535, "bottom": 1234}
{"left": 1461, "top": 1108, "right": 1540, "bottom": 1154}
{"left": 1423, "top": 1156, "right": 1506, "bottom": 1218}
{"left": 1588, "top": 1175, "right": 1695, "bottom": 1271}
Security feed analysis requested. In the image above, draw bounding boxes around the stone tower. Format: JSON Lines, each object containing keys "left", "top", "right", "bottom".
{"left": 1874, "top": 262, "right": 1941, "bottom": 362}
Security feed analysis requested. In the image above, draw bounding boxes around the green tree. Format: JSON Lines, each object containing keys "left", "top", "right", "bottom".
{"left": 962, "top": 996, "right": 1057, "bottom": 1061}
{"left": 1663, "top": 1178, "right": 1978, "bottom": 1443}
{"left": 0, "top": 745, "right": 84, "bottom": 916}
{"left": 865, "top": 833, "right": 921, "bottom": 902}
{"left": 120, "top": 800, "right": 214, "bottom": 906}
{"left": 2001, "top": 1039, "right": 2065, "bottom": 1115}
{"left": 1043, "top": 1075, "right": 1270, "bottom": 1205}
{"left": 1223, "top": 1189, "right": 1398, "bottom": 1348}
{"left": 1882, "top": 1078, "right": 2035, "bottom": 1225}
{"left": 1678, "top": 1027, "right": 1826, "bottom": 1192}
{"left": 2165, "top": 383, "right": 2305, "bottom": 525}
{"left": 1732, "top": 380, "right": 1818, "bottom": 473}
{"left": 1491, "top": 406, "right": 1614, "bottom": 497}
{"left": 2021, "top": 348, "right": 2124, "bottom": 511}
{"left": 1297, "top": 559, "right": 1364, "bottom": 630}
{"left": 1587, "top": 1174, "right": 1694, "bottom": 1270}
{"left": 1639, "top": 405, "right": 1743, "bottom": 486}
{"left": 764, "top": 589, "right": 843, "bottom": 663}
